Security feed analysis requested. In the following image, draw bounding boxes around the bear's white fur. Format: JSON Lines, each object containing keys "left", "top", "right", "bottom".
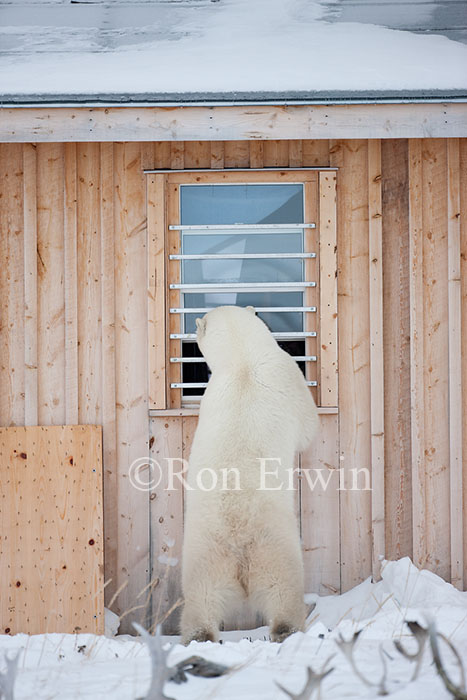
{"left": 180, "top": 305, "right": 318, "bottom": 644}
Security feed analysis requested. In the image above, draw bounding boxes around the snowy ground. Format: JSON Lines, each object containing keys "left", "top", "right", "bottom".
{"left": 1, "top": 558, "right": 466, "bottom": 699}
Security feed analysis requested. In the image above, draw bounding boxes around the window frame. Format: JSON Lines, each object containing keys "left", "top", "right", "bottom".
{"left": 147, "top": 169, "right": 337, "bottom": 412}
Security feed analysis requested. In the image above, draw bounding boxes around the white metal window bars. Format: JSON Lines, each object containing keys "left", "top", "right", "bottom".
{"left": 167, "top": 222, "right": 318, "bottom": 402}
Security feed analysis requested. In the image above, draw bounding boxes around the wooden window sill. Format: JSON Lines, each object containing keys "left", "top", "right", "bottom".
{"left": 149, "top": 406, "right": 338, "bottom": 417}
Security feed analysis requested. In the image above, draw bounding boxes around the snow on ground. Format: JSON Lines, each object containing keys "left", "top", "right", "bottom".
{"left": 1, "top": 558, "right": 466, "bottom": 699}
{"left": 0, "top": 0, "right": 466, "bottom": 96}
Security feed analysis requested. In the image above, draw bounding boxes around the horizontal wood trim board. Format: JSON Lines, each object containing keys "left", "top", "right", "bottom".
{"left": 1, "top": 105, "right": 466, "bottom": 143}
{"left": 144, "top": 167, "right": 338, "bottom": 173}
{"left": 149, "top": 406, "right": 339, "bottom": 417}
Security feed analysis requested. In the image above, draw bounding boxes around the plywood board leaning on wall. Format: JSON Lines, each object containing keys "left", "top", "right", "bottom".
{"left": 0, "top": 425, "right": 104, "bottom": 635}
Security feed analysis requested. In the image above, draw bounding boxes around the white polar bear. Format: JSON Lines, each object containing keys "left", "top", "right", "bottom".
{"left": 180, "top": 305, "right": 318, "bottom": 644}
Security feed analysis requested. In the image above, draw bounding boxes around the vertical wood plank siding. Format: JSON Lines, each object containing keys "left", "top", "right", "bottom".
{"left": 331, "top": 139, "right": 373, "bottom": 590}
{"left": 459, "top": 139, "right": 467, "bottom": 589}
{"left": 0, "top": 139, "right": 466, "bottom": 635}
{"left": 460, "top": 139, "right": 467, "bottom": 589}
{"left": 381, "top": 139, "right": 412, "bottom": 561}
{"left": 368, "top": 140, "right": 385, "bottom": 579}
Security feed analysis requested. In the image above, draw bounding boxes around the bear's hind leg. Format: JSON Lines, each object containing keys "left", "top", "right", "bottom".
{"left": 181, "top": 553, "right": 241, "bottom": 645}
{"left": 248, "top": 534, "right": 305, "bottom": 643}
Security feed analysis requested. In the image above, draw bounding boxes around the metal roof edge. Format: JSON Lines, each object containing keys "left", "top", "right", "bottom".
{"left": 1, "top": 89, "right": 467, "bottom": 108}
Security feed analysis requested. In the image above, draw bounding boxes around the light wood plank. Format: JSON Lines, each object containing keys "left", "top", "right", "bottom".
{"left": 264, "top": 140, "right": 289, "bottom": 167}
{"left": 2, "top": 105, "right": 467, "bottom": 143}
{"left": 100, "top": 142, "right": 118, "bottom": 606}
{"left": 421, "top": 139, "right": 450, "bottom": 579}
{"left": 330, "top": 139, "right": 372, "bottom": 590}
{"left": 460, "top": 138, "right": 467, "bottom": 588}
{"left": 77, "top": 143, "right": 102, "bottom": 425}
{"left": 114, "top": 142, "right": 150, "bottom": 632}
{"left": 249, "top": 142, "right": 264, "bottom": 169}
{"left": 368, "top": 140, "right": 385, "bottom": 579}
{"left": 301, "top": 415, "right": 340, "bottom": 595}
{"left": 381, "top": 139, "right": 412, "bottom": 561}
{"left": 23, "top": 143, "right": 38, "bottom": 426}
{"left": 184, "top": 141, "right": 211, "bottom": 168}
{"left": 0, "top": 425, "right": 104, "bottom": 635}
{"left": 154, "top": 142, "right": 171, "bottom": 169}
{"left": 140, "top": 142, "right": 155, "bottom": 171}
{"left": 289, "top": 141, "right": 303, "bottom": 168}
{"left": 0, "top": 145, "right": 25, "bottom": 427}
{"left": 148, "top": 174, "right": 167, "bottom": 410}
{"left": 182, "top": 415, "right": 197, "bottom": 466}
{"left": 318, "top": 171, "right": 338, "bottom": 406}
{"left": 408, "top": 139, "right": 427, "bottom": 569}
{"left": 64, "top": 143, "right": 78, "bottom": 424}
{"left": 303, "top": 140, "right": 330, "bottom": 167}
{"left": 150, "top": 417, "right": 184, "bottom": 634}
{"left": 37, "top": 144, "right": 66, "bottom": 425}
{"left": 149, "top": 406, "right": 339, "bottom": 417}
{"left": 447, "top": 138, "right": 463, "bottom": 589}
{"left": 210, "top": 142, "right": 225, "bottom": 169}
{"left": 170, "top": 142, "right": 184, "bottom": 170}
{"left": 224, "top": 141, "right": 250, "bottom": 168}
{"left": 167, "top": 170, "right": 319, "bottom": 185}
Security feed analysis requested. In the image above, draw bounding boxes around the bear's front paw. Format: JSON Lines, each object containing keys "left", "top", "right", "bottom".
{"left": 270, "top": 622, "right": 298, "bottom": 643}
{"left": 182, "top": 628, "right": 217, "bottom": 645}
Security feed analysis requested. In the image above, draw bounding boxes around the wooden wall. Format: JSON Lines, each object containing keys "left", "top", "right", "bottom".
{"left": 0, "top": 425, "right": 104, "bottom": 635}
{"left": 0, "top": 138, "right": 465, "bottom": 634}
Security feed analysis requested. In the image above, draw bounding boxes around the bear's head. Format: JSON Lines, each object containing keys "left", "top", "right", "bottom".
{"left": 196, "top": 305, "right": 276, "bottom": 373}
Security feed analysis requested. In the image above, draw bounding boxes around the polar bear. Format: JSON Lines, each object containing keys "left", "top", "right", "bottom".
{"left": 180, "top": 305, "right": 318, "bottom": 644}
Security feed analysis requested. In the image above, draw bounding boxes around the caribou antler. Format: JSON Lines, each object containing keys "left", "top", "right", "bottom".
{"left": 394, "top": 620, "right": 429, "bottom": 681}
{"left": 134, "top": 622, "right": 231, "bottom": 697}
{"left": 276, "top": 655, "right": 334, "bottom": 699}
{"left": 427, "top": 620, "right": 467, "bottom": 700}
{"left": 336, "top": 631, "right": 388, "bottom": 696}
{"left": 133, "top": 623, "right": 175, "bottom": 700}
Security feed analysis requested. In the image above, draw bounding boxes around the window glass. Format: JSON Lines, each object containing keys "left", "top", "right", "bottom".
{"left": 177, "top": 183, "right": 310, "bottom": 400}
{"left": 180, "top": 184, "right": 303, "bottom": 225}
{"left": 183, "top": 292, "right": 303, "bottom": 334}
{"left": 182, "top": 230, "right": 303, "bottom": 285}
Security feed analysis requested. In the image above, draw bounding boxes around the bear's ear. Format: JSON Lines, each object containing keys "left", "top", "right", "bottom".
{"left": 246, "top": 305, "right": 256, "bottom": 315}
{"left": 195, "top": 317, "right": 207, "bottom": 334}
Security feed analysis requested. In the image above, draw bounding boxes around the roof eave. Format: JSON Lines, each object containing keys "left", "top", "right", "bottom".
{"left": 2, "top": 89, "right": 467, "bottom": 108}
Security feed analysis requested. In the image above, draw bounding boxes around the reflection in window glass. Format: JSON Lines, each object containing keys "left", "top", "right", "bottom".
{"left": 183, "top": 232, "right": 303, "bottom": 256}
{"left": 183, "top": 292, "right": 304, "bottom": 333}
{"left": 180, "top": 184, "right": 303, "bottom": 225}
{"left": 183, "top": 258, "right": 303, "bottom": 285}
{"left": 182, "top": 230, "right": 304, "bottom": 285}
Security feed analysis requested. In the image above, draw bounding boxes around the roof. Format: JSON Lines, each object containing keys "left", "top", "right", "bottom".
{"left": 1, "top": 0, "right": 466, "bottom": 106}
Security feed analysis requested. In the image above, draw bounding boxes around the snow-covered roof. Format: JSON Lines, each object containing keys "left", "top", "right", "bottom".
{"left": 0, "top": 0, "right": 466, "bottom": 105}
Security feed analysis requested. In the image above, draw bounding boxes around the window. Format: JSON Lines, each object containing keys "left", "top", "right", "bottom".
{"left": 147, "top": 170, "right": 337, "bottom": 411}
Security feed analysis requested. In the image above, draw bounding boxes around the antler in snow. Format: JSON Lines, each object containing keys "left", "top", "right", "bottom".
{"left": 276, "top": 655, "right": 334, "bottom": 699}
{"left": 133, "top": 623, "right": 175, "bottom": 700}
{"left": 336, "top": 630, "right": 388, "bottom": 696}
{"left": 394, "top": 620, "right": 429, "bottom": 682}
{"left": 427, "top": 620, "right": 467, "bottom": 700}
